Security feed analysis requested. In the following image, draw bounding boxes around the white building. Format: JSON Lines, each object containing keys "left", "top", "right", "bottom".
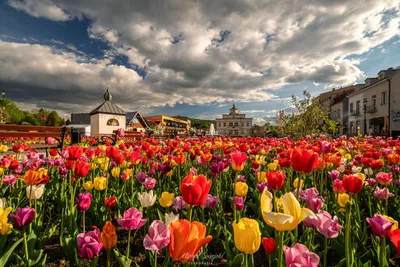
{"left": 347, "top": 68, "right": 400, "bottom": 137}
{"left": 90, "top": 89, "right": 126, "bottom": 136}
{"left": 215, "top": 104, "right": 253, "bottom": 136}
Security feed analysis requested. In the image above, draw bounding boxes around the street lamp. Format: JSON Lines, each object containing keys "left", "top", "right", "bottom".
{"left": 1, "top": 91, "right": 5, "bottom": 124}
{"left": 1, "top": 90, "right": 5, "bottom": 102}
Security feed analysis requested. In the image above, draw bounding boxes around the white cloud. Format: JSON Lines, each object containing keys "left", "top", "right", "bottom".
{"left": 9, "top": 0, "right": 71, "bottom": 21}
{"left": 4, "top": 0, "right": 400, "bottom": 114}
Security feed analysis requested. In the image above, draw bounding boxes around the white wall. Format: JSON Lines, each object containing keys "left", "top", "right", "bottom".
{"left": 348, "top": 93, "right": 365, "bottom": 135}
{"left": 391, "top": 72, "right": 400, "bottom": 134}
{"left": 90, "top": 113, "right": 126, "bottom": 135}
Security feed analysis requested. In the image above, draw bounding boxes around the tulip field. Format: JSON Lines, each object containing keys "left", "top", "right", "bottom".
{"left": 0, "top": 135, "right": 400, "bottom": 266}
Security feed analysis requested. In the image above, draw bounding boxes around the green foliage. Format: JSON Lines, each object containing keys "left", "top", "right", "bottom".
{"left": 174, "top": 116, "right": 216, "bottom": 130}
{"left": 276, "top": 91, "right": 341, "bottom": 138}
{"left": 0, "top": 99, "right": 64, "bottom": 126}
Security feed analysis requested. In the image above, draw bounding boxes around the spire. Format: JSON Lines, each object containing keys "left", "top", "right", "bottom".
{"left": 232, "top": 103, "right": 236, "bottom": 109}
{"left": 104, "top": 88, "right": 112, "bottom": 101}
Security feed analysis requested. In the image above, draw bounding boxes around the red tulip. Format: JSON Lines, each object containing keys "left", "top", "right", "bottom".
{"left": 230, "top": 151, "right": 248, "bottom": 172}
{"left": 343, "top": 175, "right": 363, "bottom": 194}
{"left": 262, "top": 237, "right": 276, "bottom": 254}
{"left": 68, "top": 145, "right": 83, "bottom": 160}
{"left": 180, "top": 173, "right": 212, "bottom": 206}
{"left": 266, "top": 171, "right": 286, "bottom": 190}
{"left": 74, "top": 160, "right": 91, "bottom": 177}
{"left": 389, "top": 229, "right": 400, "bottom": 256}
{"left": 105, "top": 196, "right": 117, "bottom": 208}
{"left": 290, "top": 148, "right": 319, "bottom": 173}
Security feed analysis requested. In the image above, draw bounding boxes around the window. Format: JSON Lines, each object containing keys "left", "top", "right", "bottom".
{"left": 372, "top": 95, "right": 376, "bottom": 108}
{"left": 363, "top": 99, "right": 367, "bottom": 111}
{"left": 241, "top": 122, "right": 244, "bottom": 126}
{"left": 235, "top": 122, "right": 239, "bottom": 126}
{"left": 356, "top": 101, "right": 360, "bottom": 114}
{"left": 381, "top": 91, "right": 387, "bottom": 105}
{"left": 350, "top": 103, "right": 354, "bottom": 113}
{"left": 247, "top": 122, "right": 250, "bottom": 127}
{"left": 106, "top": 118, "right": 119, "bottom": 126}
{"left": 223, "top": 122, "right": 226, "bottom": 127}
{"left": 218, "top": 123, "right": 221, "bottom": 127}
{"left": 229, "top": 122, "right": 233, "bottom": 126}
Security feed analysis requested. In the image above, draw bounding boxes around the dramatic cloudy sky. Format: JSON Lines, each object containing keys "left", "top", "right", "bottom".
{"left": 1, "top": 0, "right": 400, "bottom": 124}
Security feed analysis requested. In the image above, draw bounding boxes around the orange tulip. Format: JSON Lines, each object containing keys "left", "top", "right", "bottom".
{"left": 388, "top": 154, "right": 399, "bottom": 165}
{"left": 168, "top": 220, "right": 212, "bottom": 263}
{"left": 23, "top": 168, "right": 49, "bottom": 185}
{"left": 101, "top": 221, "right": 117, "bottom": 250}
{"left": 174, "top": 153, "right": 187, "bottom": 165}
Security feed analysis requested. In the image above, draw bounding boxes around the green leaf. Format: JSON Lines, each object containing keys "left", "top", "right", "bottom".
{"left": 113, "top": 248, "right": 132, "bottom": 267}
{"left": 231, "top": 253, "right": 244, "bottom": 267}
{"left": 0, "top": 237, "right": 23, "bottom": 266}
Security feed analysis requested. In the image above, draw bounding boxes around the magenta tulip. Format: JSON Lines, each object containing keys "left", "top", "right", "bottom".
{"left": 204, "top": 194, "right": 219, "bottom": 209}
{"left": 76, "top": 193, "right": 92, "bottom": 212}
{"left": 117, "top": 207, "right": 146, "bottom": 230}
{"left": 172, "top": 196, "right": 186, "bottom": 210}
{"left": 3, "top": 175, "right": 17, "bottom": 186}
{"left": 76, "top": 229, "right": 103, "bottom": 259}
{"left": 10, "top": 207, "right": 35, "bottom": 228}
{"left": 284, "top": 243, "right": 320, "bottom": 267}
{"left": 143, "top": 220, "right": 170, "bottom": 251}
{"left": 366, "top": 214, "right": 394, "bottom": 238}
{"left": 232, "top": 197, "right": 244, "bottom": 211}
{"left": 299, "top": 188, "right": 325, "bottom": 212}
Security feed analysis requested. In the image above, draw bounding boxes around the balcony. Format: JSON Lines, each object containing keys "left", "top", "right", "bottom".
{"left": 366, "top": 105, "right": 377, "bottom": 113}
{"left": 350, "top": 111, "right": 361, "bottom": 117}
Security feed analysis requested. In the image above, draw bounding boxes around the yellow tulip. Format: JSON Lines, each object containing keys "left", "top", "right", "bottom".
{"left": 83, "top": 181, "right": 94, "bottom": 191}
{"left": 257, "top": 171, "right": 267, "bottom": 183}
{"left": 159, "top": 192, "right": 174, "bottom": 208}
{"left": 268, "top": 161, "right": 278, "bottom": 171}
{"left": 261, "top": 190, "right": 315, "bottom": 231}
{"left": 98, "top": 145, "right": 107, "bottom": 151}
{"left": 91, "top": 163, "right": 98, "bottom": 171}
{"left": 111, "top": 167, "right": 121, "bottom": 178}
{"left": 0, "top": 168, "right": 3, "bottom": 175}
{"left": 338, "top": 193, "right": 350, "bottom": 208}
{"left": 293, "top": 178, "right": 304, "bottom": 189}
{"left": 166, "top": 170, "right": 173, "bottom": 177}
{"left": 0, "top": 145, "right": 8, "bottom": 153}
{"left": 232, "top": 218, "right": 261, "bottom": 254}
{"left": 0, "top": 207, "right": 13, "bottom": 235}
{"left": 94, "top": 177, "right": 107, "bottom": 191}
{"left": 235, "top": 182, "right": 248, "bottom": 197}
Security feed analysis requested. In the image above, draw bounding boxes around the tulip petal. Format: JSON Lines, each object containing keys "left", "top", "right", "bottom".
{"left": 260, "top": 189, "right": 273, "bottom": 213}
{"left": 263, "top": 212, "right": 295, "bottom": 231}
{"left": 281, "top": 192, "right": 301, "bottom": 219}
{"left": 300, "top": 208, "right": 316, "bottom": 222}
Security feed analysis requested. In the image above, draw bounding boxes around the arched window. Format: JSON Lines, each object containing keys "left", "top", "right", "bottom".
{"left": 107, "top": 118, "right": 119, "bottom": 126}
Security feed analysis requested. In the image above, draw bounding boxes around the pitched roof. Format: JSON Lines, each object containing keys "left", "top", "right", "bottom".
{"left": 90, "top": 101, "right": 126, "bottom": 115}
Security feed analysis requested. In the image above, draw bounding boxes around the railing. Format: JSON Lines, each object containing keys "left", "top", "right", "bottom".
{"left": 366, "top": 106, "right": 377, "bottom": 113}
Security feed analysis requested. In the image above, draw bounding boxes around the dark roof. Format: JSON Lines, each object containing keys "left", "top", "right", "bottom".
{"left": 126, "top": 111, "right": 138, "bottom": 119}
{"left": 71, "top": 113, "right": 90, "bottom": 124}
{"left": 90, "top": 101, "right": 126, "bottom": 115}
{"left": 127, "top": 111, "right": 149, "bottom": 129}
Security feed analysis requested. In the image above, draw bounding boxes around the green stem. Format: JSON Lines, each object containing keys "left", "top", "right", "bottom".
{"left": 107, "top": 249, "right": 111, "bottom": 267}
{"left": 155, "top": 251, "right": 157, "bottom": 267}
{"left": 23, "top": 231, "right": 29, "bottom": 262}
{"left": 188, "top": 205, "right": 193, "bottom": 222}
{"left": 379, "top": 237, "right": 386, "bottom": 267}
{"left": 345, "top": 201, "right": 352, "bottom": 267}
{"left": 323, "top": 237, "right": 328, "bottom": 267}
{"left": 244, "top": 253, "right": 248, "bottom": 267}
{"left": 127, "top": 230, "right": 131, "bottom": 257}
{"left": 268, "top": 254, "right": 271, "bottom": 267}
{"left": 82, "top": 211, "right": 86, "bottom": 233}
{"left": 278, "top": 231, "right": 284, "bottom": 267}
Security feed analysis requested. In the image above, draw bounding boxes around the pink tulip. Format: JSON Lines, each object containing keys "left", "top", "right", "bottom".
{"left": 366, "top": 178, "right": 377, "bottom": 187}
{"left": 143, "top": 220, "right": 170, "bottom": 251}
{"left": 117, "top": 208, "right": 146, "bottom": 230}
{"left": 76, "top": 229, "right": 103, "bottom": 259}
{"left": 10, "top": 207, "right": 35, "bottom": 228}
{"left": 76, "top": 193, "right": 92, "bottom": 212}
{"left": 204, "top": 194, "right": 219, "bottom": 209}
{"left": 320, "top": 141, "right": 332, "bottom": 153}
{"left": 299, "top": 188, "right": 325, "bottom": 212}
{"left": 232, "top": 197, "right": 244, "bottom": 211}
{"left": 257, "top": 182, "right": 268, "bottom": 193}
{"left": 3, "top": 175, "right": 17, "bottom": 186}
{"left": 328, "top": 170, "right": 340, "bottom": 180}
{"left": 373, "top": 186, "right": 394, "bottom": 200}
{"left": 144, "top": 177, "right": 156, "bottom": 189}
{"left": 333, "top": 180, "right": 345, "bottom": 193}
{"left": 366, "top": 214, "right": 394, "bottom": 238}
{"left": 376, "top": 172, "right": 393, "bottom": 185}
{"left": 309, "top": 211, "right": 343, "bottom": 238}
{"left": 284, "top": 243, "right": 320, "bottom": 267}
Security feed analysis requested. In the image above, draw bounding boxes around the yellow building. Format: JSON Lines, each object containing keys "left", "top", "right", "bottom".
{"left": 145, "top": 115, "right": 189, "bottom": 135}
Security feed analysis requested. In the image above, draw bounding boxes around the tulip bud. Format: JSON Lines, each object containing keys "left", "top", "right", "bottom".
{"left": 262, "top": 237, "right": 276, "bottom": 254}
{"left": 105, "top": 196, "right": 117, "bottom": 208}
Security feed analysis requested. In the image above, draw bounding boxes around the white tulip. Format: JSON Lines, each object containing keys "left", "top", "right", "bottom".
{"left": 26, "top": 184, "right": 45, "bottom": 200}
{"left": 337, "top": 163, "right": 346, "bottom": 173}
{"left": 364, "top": 168, "right": 373, "bottom": 176}
{"left": 165, "top": 212, "right": 179, "bottom": 226}
{"left": 0, "top": 198, "right": 6, "bottom": 209}
{"left": 352, "top": 166, "right": 362, "bottom": 173}
{"left": 138, "top": 190, "right": 156, "bottom": 208}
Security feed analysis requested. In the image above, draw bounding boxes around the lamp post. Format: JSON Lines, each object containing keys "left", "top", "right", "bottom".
{"left": 1, "top": 90, "right": 5, "bottom": 124}
{"left": 363, "top": 98, "right": 367, "bottom": 135}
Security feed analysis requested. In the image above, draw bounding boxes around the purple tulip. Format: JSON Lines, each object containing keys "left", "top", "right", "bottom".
{"left": 390, "top": 165, "right": 400, "bottom": 173}
{"left": 232, "top": 197, "right": 244, "bottom": 211}
{"left": 328, "top": 170, "right": 340, "bottom": 180}
{"left": 284, "top": 243, "right": 320, "bottom": 267}
{"left": 366, "top": 214, "right": 394, "bottom": 238}
{"left": 307, "top": 211, "right": 343, "bottom": 238}
{"left": 172, "top": 196, "right": 186, "bottom": 210}
{"left": 366, "top": 178, "right": 377, "bottom": 187}
{"left": 204, "top": 194, "right": 219, "bottom": 209}
{"left": 10, "top": 207, "right": 35, "bottom": 228}
{"left": 257, "top": 182, "right": 268, "bottom": 193}
{"left": 76, "top": 229, "right": 103, "bottom": 259}
{"left": 3, "top": 175, "right": 17, "bottom": 186}
{"left": 143, "top": 220, "right": 170, "bottom": 251}
{"left": 14, "top": 165, "right": 23, "bottom": 174}
{"left": 117, "top": 208, "right": 146, "bottom": 231}
{"left": 237, "top": 175, "right": 246, "bottom": 182}
{"left": 136, "top": 172, "right": 147, "bottom": 183}
{"left": 76, "top": 193, "right": 92, "bottom": 212}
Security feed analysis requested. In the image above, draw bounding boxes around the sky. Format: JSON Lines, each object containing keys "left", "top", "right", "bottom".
{"left": 0, "top": 0, "right": 399, "bottom": 125}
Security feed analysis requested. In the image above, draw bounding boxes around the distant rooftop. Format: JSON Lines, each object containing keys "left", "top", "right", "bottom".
{"left": 90, "top": 89, "right": 126, "bottom": 115}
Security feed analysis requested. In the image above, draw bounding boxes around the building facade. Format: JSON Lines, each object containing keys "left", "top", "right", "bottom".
{"left": 215, "top": 104, "right": 253, "bottom": 136}
{"left": 145, "top": 115, "right": 189, "bottom": 135}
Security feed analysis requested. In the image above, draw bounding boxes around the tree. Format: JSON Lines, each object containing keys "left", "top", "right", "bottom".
{"left": 0, "top": 99, "right": 25, "bottom": 124}
{"left": 276, "top": 91, "right": 340, "bottom": 138}
{"left": 46, "top": 111, "right": 62, "bottom": 126}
